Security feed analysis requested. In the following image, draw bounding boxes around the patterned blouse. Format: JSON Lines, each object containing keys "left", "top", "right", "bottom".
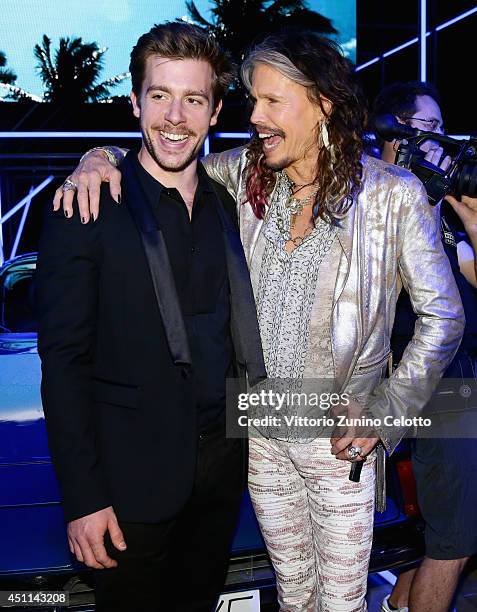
{"left": 249, "top": 172, "right": 342, "bottom": 440}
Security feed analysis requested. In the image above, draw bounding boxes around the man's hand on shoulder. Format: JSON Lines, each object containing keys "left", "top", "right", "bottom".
{"left": 53, "top": 149, "right": 123, "bottom": 224}
{"left": 67, "top": 505, "right": 126, "bottom": 569}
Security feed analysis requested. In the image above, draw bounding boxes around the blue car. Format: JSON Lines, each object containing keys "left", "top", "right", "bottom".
{"left": 0, "top": 253, "right": 424, "bottom": 609}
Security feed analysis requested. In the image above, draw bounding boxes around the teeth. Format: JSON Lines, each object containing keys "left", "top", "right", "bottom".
{"left": 160, "top": 131, "right": 189, "bottom": 141}
{"left": 258, "top": 133, "right": 276, "bottom": 139}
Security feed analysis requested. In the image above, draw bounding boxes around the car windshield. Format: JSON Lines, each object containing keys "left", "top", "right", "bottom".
{"left": 1, "top": 264, "right": 37, "bottom": 333}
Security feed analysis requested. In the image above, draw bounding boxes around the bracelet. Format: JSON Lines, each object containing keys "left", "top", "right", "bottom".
{"left": 79, "top": 146, "right": 121, "bottom": 167}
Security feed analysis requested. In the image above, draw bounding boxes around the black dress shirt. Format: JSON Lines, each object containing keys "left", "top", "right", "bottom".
{"left": 131, "top": 152, "right": 234, "bottom": 429}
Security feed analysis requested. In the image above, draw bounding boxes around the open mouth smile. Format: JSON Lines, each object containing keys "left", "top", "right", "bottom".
{"left": 159, "top": 130, "right": 190, "bottom": 142}
{"left": 258, "top": 131, "right": 283, "bottom": 151}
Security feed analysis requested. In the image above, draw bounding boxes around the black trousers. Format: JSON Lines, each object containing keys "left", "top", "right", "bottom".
{"left": 93, "top": 426, "right": 246, "bottom": 612}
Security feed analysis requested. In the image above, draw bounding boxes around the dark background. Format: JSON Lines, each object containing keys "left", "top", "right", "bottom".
{"left": 357, "top": 0, "right": 476, "bottom": 133}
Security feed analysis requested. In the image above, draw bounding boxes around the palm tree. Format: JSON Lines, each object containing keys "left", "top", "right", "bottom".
{"left": 0, "top": 51, "right": 17, "bottom": 85}
{"left": 0, "top": 52, "right": 37, "bottom": 101}
{"left": 185, "top": 0, "right": 337, "bottom": 63}
{"left": 34, "top": 35, "right": 118, "bottom": 103}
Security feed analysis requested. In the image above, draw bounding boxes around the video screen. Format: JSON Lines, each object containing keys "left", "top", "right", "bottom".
{"left": 1, "top": 0, "right": 356, "bottom": 101}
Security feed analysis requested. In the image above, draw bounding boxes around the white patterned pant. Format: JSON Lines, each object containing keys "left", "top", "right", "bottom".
{"left": 248, "top": 435, "right": 376, "bottom": 612}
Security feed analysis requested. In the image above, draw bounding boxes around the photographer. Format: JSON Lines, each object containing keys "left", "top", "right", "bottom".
{"left": 373, "top": 81, "right": 477, "bottom": 612}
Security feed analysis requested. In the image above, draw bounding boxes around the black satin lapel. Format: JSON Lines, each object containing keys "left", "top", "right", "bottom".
{"left": 208, "top": 181, "right": 266, "bottom": 387}
{"left": 121, "top": 158, "right": 191, "bottom": 366}
{"left": 140, "top": 230, "right": 192, "bottom": 365}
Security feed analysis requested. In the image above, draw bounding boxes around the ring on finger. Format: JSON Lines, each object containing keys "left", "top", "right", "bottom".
{"left": 62, "top": 178, "right": 78, "bottom": 192}
{"left": 347, "top": 445, "right": 363, "bottom": 460}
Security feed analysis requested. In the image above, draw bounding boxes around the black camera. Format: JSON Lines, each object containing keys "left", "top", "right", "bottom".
{"left": 373, "top": 114, "right": 477, "bottom": 205}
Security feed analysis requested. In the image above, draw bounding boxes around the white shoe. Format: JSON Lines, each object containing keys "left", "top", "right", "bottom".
{"left": 380, "top": 594, "right": 409, "bottom": 612}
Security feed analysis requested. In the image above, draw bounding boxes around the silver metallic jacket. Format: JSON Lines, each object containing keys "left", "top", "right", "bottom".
{"left": 203, "top": 147, "right": 464, "bottom": 509}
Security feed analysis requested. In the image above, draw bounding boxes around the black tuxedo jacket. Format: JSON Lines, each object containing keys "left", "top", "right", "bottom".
{"left": 36, "top": 153, "right": 265, "bottom": 523}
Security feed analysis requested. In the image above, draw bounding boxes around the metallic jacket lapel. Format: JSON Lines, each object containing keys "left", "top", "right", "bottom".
{"left": 237, "top": 179, "right": 361, "bottom": 389}
{"left": 207, "top": 176, "right": 267, "bottom": 387}
{"left": 331, "top": 201, "right": 363, "bottom": 390}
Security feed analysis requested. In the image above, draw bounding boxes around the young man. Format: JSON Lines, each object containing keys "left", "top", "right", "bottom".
{"left": 373, "top": 81, "right": 477, "bottom": 612}
{"left": 36, "top": 22, "right": 266, "bottom": 612}
{"left": 55, "top": 34, "right": 464, "bottom": 611}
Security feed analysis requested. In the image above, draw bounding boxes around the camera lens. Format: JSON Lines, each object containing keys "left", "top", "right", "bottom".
{"left": 454, "top": 163, "right": 477, "bottom": 198}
